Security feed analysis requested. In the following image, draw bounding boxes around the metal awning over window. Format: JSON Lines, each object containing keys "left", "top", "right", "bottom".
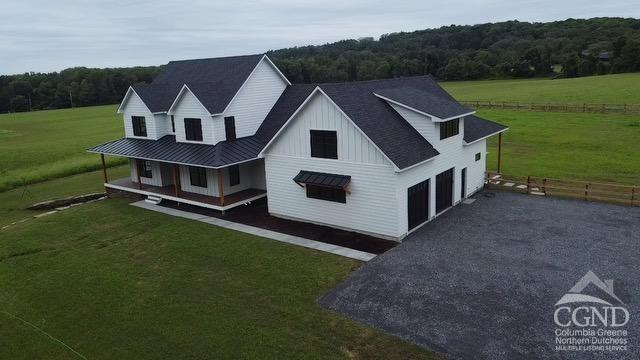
{"left": 293, "top": 170, "right": 351, "bottom": 189}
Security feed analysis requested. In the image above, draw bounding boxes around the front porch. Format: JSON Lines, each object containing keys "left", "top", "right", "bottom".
{"left": 105, "top": 178, "right": 266, "bottom": 211}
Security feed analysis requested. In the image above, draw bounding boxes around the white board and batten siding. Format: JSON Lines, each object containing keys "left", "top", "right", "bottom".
{"left": 264, "top": 92, "right": 399, "bottom": 239}
{"left": 173, "top": 90, "right": 216, "bottom": 144}
{"left": 213, "top": 59, "right": 288, "bottom": 142}
{"left": 122, "top": 92, "right": 161, "bottom": 140}
{"left": 394, "top": 114, "right": 487, "bottom": 235}
{"left": 179, "top": 160, "right": 267, "bottom": 197}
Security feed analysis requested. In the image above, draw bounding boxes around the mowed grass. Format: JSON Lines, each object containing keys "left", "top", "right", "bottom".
{"left": 481, "top": 109, "right": 640, "bottom": 185}
{"left": 0, "top": 195, "right": 437, "bottom": 359}
{"left": 0, "top": 105, "right": 125, "bottom": 192}
{"left": 442, "top": 73, "right": 640, "bottom": 104}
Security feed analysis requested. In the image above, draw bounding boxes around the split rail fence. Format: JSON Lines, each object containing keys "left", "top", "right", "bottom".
{"left": 461, "top": 101, "right": 640, "bottom": 114}
{"left": 485, "top": 172, "right": 639, "bottom": 207}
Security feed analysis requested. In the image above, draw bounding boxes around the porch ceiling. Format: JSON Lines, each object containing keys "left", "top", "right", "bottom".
{"left": 87, "top": 135, "right": 262, "bottom": 168}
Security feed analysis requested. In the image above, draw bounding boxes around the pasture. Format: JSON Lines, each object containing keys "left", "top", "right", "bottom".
{"left": 442, "top": 73, "right": 640, "bottom": 105}
{"left": 0, "top": 105, "right": 124, "bottom": 192}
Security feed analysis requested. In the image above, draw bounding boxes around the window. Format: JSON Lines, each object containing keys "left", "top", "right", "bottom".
{"left": 189, "top": 166, "right": 207, "bottom": 187}
{"left": 137, "top": 160, "right": 152, "bottom": 178}
{"left": 224, "top": 116, "right": 236, "bottom": 141}
{"left": 306, "top": 185, "right": 346, "bottom": 203}
{"left": 475, "top": 152, "right": 481, "bottom": 161}
{"left": 132, "top": 116, "right": 147, "bottom": 137}
{"left": 310, "top": 130, "right": 337, "bottom": 159}
{"left": 440, "top": 119, "right": 459, "bottom": 140}
{"left": 228, "top": 165, "right": 240, "bottom": 186}
{"left": 184, "top": 118, "right": 203, "bottom": 141}
{"left": 171, "top": 115, "right": 175, "bottom": 133}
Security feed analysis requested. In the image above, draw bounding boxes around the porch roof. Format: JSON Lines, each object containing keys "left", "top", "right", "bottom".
{"left": 88, "top": 135, "right": 261, "bottom": 168}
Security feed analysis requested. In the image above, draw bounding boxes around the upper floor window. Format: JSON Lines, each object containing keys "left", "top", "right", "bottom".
{"left": 224, "top": 116, "right": 236, "bottom": 141}
{"left": 475, "top": 152, "right": 481, "bottom": 161}
{"left": 184, "top": 118, "right": 203, "bottom": 141}
{"left": 440, "top": 119, "right": 459, "bottom": 140}
{"left": 132, "top": 116, "right": 147, "bottom": 137}
{"left": 229, "top": 164, "right": 240, "bottom": 186}
{"left": 171, "top": 115, "right": 175, "bottom": 133}
{"left": 310, "top": 130, "right": 337, "bottom": 159}
{"left": 137, "top": 160, "right": 152, "bottom": 178}
{"left": 189, "top": 166, "right": 207, "bottom": 187}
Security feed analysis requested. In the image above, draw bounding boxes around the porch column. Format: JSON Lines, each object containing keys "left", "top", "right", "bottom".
{"left": 217, "top": 168, "right": 225, "bottom": 206}
{"left": 136, "top": 159, "right": 143, "bottom": 190}
{"left": 100, "top": 154, "right": 108, "bottom": 183}
{"left": 497, "top": 132, "right": 503, "bottom": 174}
{"left": 172, "top": 164, "right": 181, "bottom": 197}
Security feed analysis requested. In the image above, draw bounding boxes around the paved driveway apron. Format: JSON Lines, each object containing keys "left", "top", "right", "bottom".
{"left": 319, "top": 191, "right": 640, "bottom": 359}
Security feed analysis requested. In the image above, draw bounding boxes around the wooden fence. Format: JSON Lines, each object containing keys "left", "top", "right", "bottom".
{"left": 461, "top": 101, "right": 640, "bottom": 114}
{"left": 485, "top": 172, "right": 639, "bottom": 207}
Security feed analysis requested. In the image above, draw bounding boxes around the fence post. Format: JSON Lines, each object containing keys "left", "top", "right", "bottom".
{"left": 543, "top": 178, "right": 547, "bottom": 196}
{"left": 585, "top": 183, "right": 589, "bottom": 201}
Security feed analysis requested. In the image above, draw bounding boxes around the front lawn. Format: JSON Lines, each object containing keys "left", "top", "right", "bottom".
{"left": 0, "top": 196, "right": 436, "bottom": 359}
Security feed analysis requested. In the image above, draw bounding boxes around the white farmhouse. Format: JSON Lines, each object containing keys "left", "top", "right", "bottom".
{"left": 89, "top": 54, "right": 507, "bottom": 241}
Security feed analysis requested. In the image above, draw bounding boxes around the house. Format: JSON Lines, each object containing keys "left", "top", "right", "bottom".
{"left": 88, "top": 54, "right": 507, "bottom": 241}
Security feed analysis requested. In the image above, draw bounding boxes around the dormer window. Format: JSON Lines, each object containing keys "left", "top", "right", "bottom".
{"left": 440, "top": 119, "right": 459, "bottom": 140}
{"left": 184, "top": 118, "right": 203, "bottom": 141}
{"left": 310, "top": 130, "right": 338, "bottom": 159}
{"left": 224, "top": 116, "right": 236, "bottom": 141}
{"left": 132, "top": 116, "right": 147, "bottom": 137}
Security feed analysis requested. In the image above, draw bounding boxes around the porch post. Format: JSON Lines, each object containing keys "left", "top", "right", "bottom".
{"left": 497, "top": 132, "right": 503, "bottom": 174}
{"left": 136, "top": 159, "right": 143, "bottom": 190}
{"left": 217, "top": 168, "right": 225, "bottom": 206}
{"left": 100, "top": 154, "right": 108, "bottom": 183}
{"left": 172, "top": 164, "right": 181, "bottom": 197}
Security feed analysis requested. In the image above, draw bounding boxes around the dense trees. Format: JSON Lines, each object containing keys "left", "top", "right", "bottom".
{"left": 2, "top": 17, "right": 640, "bottom": 112}
{"left": 0, "top": 66, "right": 161, "bottom": 113}
{"left": 268, "top": 18, "right": 640, "bottom": 83}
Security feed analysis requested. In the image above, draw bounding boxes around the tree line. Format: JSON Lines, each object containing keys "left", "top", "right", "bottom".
{"left": 3, "top": 17, "right": 640, "bottom": 112}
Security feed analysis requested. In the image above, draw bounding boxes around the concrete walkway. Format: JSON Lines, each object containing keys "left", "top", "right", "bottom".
{"left": 131, "top": 201, "right": 376, "bottom": 262}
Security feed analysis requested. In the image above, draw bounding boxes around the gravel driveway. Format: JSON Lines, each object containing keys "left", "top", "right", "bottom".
{"left": 319, "top": 191, "right": 639, "bottom": 360}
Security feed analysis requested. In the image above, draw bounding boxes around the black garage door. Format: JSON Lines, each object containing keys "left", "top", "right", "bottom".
{"left": 408, "top": 179, "right": 430, "bottom": 231}
{"left": 436, "top": 168, "right": 454, "bottom": 213}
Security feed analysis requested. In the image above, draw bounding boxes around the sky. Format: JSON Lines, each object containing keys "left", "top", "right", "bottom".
{"left": 1, "top": 0, "right": 639, "bottom": 75}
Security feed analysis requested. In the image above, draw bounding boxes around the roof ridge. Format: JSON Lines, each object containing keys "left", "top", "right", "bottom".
{"left": 317, "top": 74, "right": 435, "bottom": 86}
{"left": 166, "top": 53, "right": 264, "bottom": 64}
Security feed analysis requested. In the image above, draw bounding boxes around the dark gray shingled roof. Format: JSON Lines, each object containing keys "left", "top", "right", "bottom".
{"left": 464, "top": 114, "right": 508, "bottom": 143}
{"left": 319, "top": 77, "right": 442, "bottom": 169}
{"left": 374, "top": 86, "right": 472, "bottom": 119}
{"left": 129, "top": 54, "right": 264, "bottom": 114}
{"left": 87, "top": 135, "right": 262, "bottom": 168}
{"left": 293, "top": 170, "right": 351, "bottom": 189}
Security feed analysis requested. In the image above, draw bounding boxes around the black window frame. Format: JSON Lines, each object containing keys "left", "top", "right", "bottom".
{"left": 228, "top": 164, "right": 240, "bottom": 186}
{"left": 171, "top": 115, "right": 175, "bottom": 133}
{"left": 440, "top": 119, "right": 460, "bottom": 140}
{"left": 475, "top": 152, "right": 481, "bottom": 161}
{"left": 189, "top": 166, "right": 208, "bottom": 188}
{"left": 224, "top": 116, "right": 236, "bottom": 141}
{"left": 184, "top": 118, "right": 203, "bottom": 141}
{"left": 132, "top": 116, "right": 147, "bottom": 137}
{"left": 306, "top": 185, "right": 346, "bottom": 203}
{"left": 310, "top": 130, "right": 338, "bottom": 159}
{"left": 137, "top": 159, "right": 153, "bottom": 178}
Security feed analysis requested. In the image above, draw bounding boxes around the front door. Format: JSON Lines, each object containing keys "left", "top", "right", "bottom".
{"left": 436, "top": 168, "right": 454, "bottom": 213}
{"left": 407, "top": 179, "right": 430, "bottom": 231}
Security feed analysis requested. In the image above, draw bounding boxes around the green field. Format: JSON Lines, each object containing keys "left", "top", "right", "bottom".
{"left": 442, "top": 73, "right": 640, "bottom": 104}
{"left": 482, "top": 110, "right": 640, "bottom": 185}
{"left": 0, "top": 173, "right": 436, "bottom": 360}
{"left": 0, "top": 105, "right": 124, "bottom": 192}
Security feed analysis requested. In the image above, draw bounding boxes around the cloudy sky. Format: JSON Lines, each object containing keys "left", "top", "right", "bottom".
{"left": 1, "top": 0, "right": 638, "bottom": 75}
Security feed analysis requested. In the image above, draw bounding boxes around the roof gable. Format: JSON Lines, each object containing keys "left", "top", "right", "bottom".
{"left": 374, "top": 86, "right": 474, "bottom": 121}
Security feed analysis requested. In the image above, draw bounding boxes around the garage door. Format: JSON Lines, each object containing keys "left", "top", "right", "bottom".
{"left": 436, "top": 168, "right": 454, "bottom": 213}
{"left": 408, "top": 179, "right": 430, "bottom": 231}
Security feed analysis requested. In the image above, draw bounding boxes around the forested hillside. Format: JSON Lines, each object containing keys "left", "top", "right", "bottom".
{"left": 2, "top": 17, "right": 640, "bottom": 113}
